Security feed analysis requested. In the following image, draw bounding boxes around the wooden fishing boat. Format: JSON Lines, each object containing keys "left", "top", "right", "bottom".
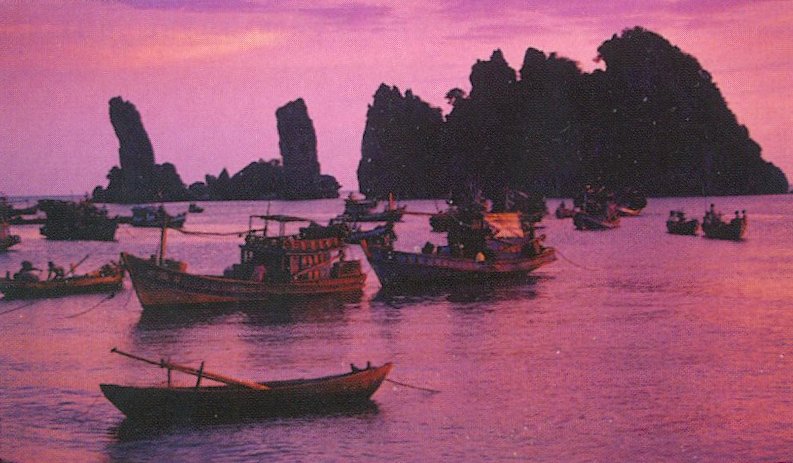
{"left": 38, "top": 199, "right": 118, "bottom": 241}
{"left": 130, "top": 206, "right": 187, "bottom": 228}
{"left": 101, "top": 349, "right": 393, "bottom": 422}
{"left": 0, "top": 262, "right": 124, "bottom": 299}
{"left": 666, "top": 211, "right": 699, "bottom": 236}
{"left": 363, "top": 212, "right": 555, "bottom": 288}
{"left": 123, "top": 215, "right": 366, "bottom": 309}
{"left": 334, "top": 193, "right": 405, "bottom": 223}
{"left": 702, "top": 211, "right": 747, "bottom": 241}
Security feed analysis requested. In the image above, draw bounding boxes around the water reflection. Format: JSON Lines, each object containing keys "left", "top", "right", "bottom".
{"left": 373, "top": 275, "right": 544, "bottom": 306}
{"left": 107, "top": 401, "right": 380, "bottom": 442}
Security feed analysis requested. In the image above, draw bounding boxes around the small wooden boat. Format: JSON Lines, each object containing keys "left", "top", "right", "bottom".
{"left": 188, "top": 203, "right": 204, "bottom": 213}
{"left": 702, "top": 210, "right": 747, "bottom": 241}
{"left": 101, "top": 348, "right": 392, "bottom": 422}
{"left": 334, "top": 193, "right": 405, "bottom": 223}
{"left": 666, "top": 211, "right": 699, "bottom": 236}
{"left": 0, "top": 262, "right": 124, "bottom": 299}
{"left": 123, "top": 215, "right": 366, "bottom": 309}
{"left": 131, "top": 206, "right": 187, "bottom": 228}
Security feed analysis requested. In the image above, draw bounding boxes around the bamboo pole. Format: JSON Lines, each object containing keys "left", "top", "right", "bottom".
{"left": 110, "top": 348, "right": 270, "bottom": 390}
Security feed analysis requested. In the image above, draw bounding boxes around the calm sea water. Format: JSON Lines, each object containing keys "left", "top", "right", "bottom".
{"left": 2, "top": 195, "right": 793, "bottom": 462}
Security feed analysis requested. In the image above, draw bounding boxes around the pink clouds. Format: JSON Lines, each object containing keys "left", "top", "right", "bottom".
{"left": 0, "top": 1, "right": 791, "bottom": 195}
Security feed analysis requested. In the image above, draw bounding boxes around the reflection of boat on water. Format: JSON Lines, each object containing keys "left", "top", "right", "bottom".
{"left": 131, "top": 206, "right": 187, "bottom": 228}
{"left": 363, "top": 211, "right": 555, "bottom": 288}
{"left": 0, "top": 262, "right": 124, "bottom": 299}
{"left": 101, "top": 349, "right": 392, "bottom": 422}
{"left": 666, "top": 210, "right": 699, "bottom": 236}
{"left": 123, "top": 214, "right": 366, "bottom": 309}
{"left": 38, "top": 199, "right": 118, "bottom": 241}
{"left": 334, "top": 193, "right": 405, "bottom": 223}
{"left": 702, "top": 207, "right": 747, "bottom": 241}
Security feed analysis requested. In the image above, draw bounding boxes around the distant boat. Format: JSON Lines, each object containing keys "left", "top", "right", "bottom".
{"left": 334, "top": 193, "right": 405, "bottom": 223}
{"left": 345, "top": 222, "right": 395, "bottom": 245}
{"left": 0, "top": 262, "right": 123, "bottom": 300}
{"left": 188, "top": 203, "right": 204, "bottom": 213}
{"left": 123, "top": 214, "right": 366, "bottom": 309}
{"left": 702, "top": 208, "right": 747, "bottom": 241}
{"left": 130, "top": 205, "right": 187, "bottom": 228}
{"left": 38, "top": 199, "right": 118, "bottom": 241}
{"left": 101, "top": 348, "right": 392, "bottom": 422}
{"left": 616, "top": 188, "right": 647, "bottom": 217}
{"left": 363, "top": 212, "right": 555, "bottom": 288}
{"left": 666, "top": 210, "right": 699, "bottom": 236}
{"left": 573, "top": 185, "right": 621, "bottom": 230}
{"left": 573, "top": 207, "right": 620, "bottom": 230}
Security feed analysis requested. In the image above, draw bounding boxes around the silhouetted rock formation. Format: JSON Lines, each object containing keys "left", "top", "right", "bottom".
{"left": 358, "top": 85, "right": 445, "bottom": 199}
{"left": 94, "top": 97, "right": 340, "bottom": 202}
{"left": 93, "top": 97, "right": 190, "bottom": 203}
{"left": 357, "top": 27, "right": 787, "bottom": 198}
{"left": 276, "top": 98, "right": 340, "bottom": 199}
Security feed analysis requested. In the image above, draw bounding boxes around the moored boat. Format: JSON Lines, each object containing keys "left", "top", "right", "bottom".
{"left": 188, "top": 203, "right": 204, "bottom": 213}
{"left": 0, "top": 262, "right": 124, "bottom": 299}
{"left": 666, "top": 210, "right": 699, "bottom": 236}
{"left": 130, "top": 205, "right": 187, "bottom": 228}
{"left": 702, "top": 207, "right": 747, "bottom": 241}
{"left": 573, "top": 185, "right": 620, "bottom": 230}
{"left": 334, "top": 193, "right": 405, "bottom": 223}
{"left": 123, "top": 215, "right": 366, "bottom": 309}
{"left": 363, "top": 211, "right": 555, "bottom": 288}
{"left": 38, "top": 199, "right": 118, "bottom": 241}
{"left": 101, "top": 349, "right": 392, "bottom": 422}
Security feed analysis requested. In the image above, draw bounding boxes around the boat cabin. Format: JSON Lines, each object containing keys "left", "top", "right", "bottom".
{"left": 226, "top": 215, "right": 360, "bottom": 283}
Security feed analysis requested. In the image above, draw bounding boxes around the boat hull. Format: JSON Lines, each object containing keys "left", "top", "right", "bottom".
{"left": 0, "top": 272, "right": 124, "bottom": 299}
{"left": 122, "top": 253, "right": 366, "bottom": 309}
{"left": 100, "top": 363, "right": 392, "bottom": 422}
{"left": 702, "top": 219, "right": 746, "bottom": 241}
{"left": 366, "top": 247, "right": 556, "bottom": 288}
{"left": 573, "top": 212, "right": 620, "bottom": 230}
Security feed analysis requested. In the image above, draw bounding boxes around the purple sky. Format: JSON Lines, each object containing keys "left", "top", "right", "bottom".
{"left": 1, "top": 0, "right": 791, "bottom": 195}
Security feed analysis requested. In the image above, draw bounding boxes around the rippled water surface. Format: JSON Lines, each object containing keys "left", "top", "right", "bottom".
{"left": 2, "top": 196, "right": 793, "bottom": 462}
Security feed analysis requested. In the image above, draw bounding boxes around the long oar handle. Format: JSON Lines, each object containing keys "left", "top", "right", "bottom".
{"left": 110, "top": 348, "right": 270, "bottom": 390}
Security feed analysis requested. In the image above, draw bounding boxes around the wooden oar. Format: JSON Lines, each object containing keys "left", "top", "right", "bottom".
{"left": 110, "top": 348, "right": 270, "bottom": 390}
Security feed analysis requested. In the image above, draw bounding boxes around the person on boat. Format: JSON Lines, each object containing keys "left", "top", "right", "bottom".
{"left": 731, "top": 211, "right": 741, "bottom": 225}
{"left": 14, "top": 261, "right": 41, "bottom": 282}
{"left": 475, "top": 251, "right": 486, "bottom": 263}
{"left": 47, "top": 261, "right": 65, "bottom": 280}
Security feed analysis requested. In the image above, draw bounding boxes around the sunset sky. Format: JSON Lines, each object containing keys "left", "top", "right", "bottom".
{"left": 1, "top": 0, "right": 791, "bottom": 196}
